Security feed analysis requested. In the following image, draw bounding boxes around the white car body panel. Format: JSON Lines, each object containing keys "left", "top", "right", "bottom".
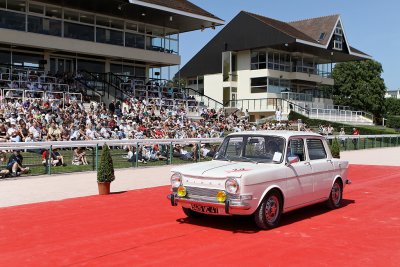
{"left": 168, "top": 131, "right": 350, "bottom": 216}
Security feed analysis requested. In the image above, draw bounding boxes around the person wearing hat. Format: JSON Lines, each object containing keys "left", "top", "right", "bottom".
{"left": 6, "top": 150, "right": 29, "bottom": 177}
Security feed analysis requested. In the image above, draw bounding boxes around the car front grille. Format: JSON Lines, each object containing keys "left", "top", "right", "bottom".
{"left": 185, "top": 186, "right": 240, "bottom": 200}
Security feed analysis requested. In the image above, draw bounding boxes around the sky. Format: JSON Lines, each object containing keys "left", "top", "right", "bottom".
{"left": 178, "top": 0, "right": 400, "bottom": 90}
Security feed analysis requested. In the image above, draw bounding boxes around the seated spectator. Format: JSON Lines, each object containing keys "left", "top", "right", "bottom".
{"left": 200, "top": 144, "right": 216, "bottom": 158}
{"left": 6, "top": 150, "right": 30, "bottom": 177}
{"left": 52, "top": 148, "right": 66, "bottom": 166}
{"left": 47, "top": 122, "right": 61, "bottom": 141}
{"left": 42, "top": 149, "right": 59, "bottom": 167}
{"left": 149, "top": 144, "right": 167, "bottom": 161}
{"left": 72, "top": 147, "right": 88, "bottom": 165}
{"left": 42, "top": 148, "right": 65, "bottom": 167}
{"left": 0, "top": 168, "right": 9, "bottom": 178}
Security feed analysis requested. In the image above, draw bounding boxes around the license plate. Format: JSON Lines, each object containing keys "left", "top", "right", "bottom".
{"left": 191, "top": 204, "right": 219, "bottom": 214}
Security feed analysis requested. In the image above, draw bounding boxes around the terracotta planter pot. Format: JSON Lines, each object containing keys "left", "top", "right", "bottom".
{"left": 98, "top": 182, "right": 111, "bottom": 195}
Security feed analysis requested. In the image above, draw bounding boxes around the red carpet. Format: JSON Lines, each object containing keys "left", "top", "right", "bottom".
{"left": 0, "top": 165, "right": 399, "bottom": 267}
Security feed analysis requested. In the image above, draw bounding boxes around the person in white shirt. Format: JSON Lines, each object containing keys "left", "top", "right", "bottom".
{"left": 275, "top": 108, "right": 282, "bottom": 122}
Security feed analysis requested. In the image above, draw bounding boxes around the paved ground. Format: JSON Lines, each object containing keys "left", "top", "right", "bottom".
{"left": 0, "top": 165, "right": 399, "bottom": 266}
{"left": 0, "top": 147, "right": 399, "bottom": 208}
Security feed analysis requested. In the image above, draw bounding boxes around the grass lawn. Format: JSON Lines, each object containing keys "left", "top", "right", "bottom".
{"left": 1, "top": 147, "right": 212, "bottom": 177}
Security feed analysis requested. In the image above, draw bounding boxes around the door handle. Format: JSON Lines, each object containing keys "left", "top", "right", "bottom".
{"left": 304, "top": 162, "right": 311, "bottom": 166}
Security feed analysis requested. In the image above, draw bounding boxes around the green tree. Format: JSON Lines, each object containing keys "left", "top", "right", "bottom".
{"left": 385, "top": 97, "right": 400, "bottom": 116}
{"left": 332, "top": 60, "right": 386, "bottom": 120}
{"left": 97, "top": 144, "right": 115, "bottom": 183}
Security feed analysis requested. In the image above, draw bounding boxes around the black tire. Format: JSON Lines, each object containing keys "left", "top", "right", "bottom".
{"left": 254, "top": 190, "right": 282, "bottom": 229}
{"left": 182, "top": 207, "right": 203, "bottom": 218}
{"left": 326, "top": 180, "right": 343, "bottom": 209}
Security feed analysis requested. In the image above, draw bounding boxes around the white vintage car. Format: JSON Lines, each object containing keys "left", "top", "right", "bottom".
{"left": 168, "top": 131, "right": 351, "bottom": 229}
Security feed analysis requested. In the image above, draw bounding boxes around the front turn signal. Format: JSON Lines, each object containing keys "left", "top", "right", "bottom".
{"left": 216, "top": 191, "right": 227, "bottom": 203}
{"left": 177, "top": 186, "right": 187, "bottom": 197}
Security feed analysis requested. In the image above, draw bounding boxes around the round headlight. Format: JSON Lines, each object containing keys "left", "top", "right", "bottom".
{"left": 225, "top": 178, "right": 239, "bottom": 194}
{"left": 171, "top": 172, "right": 182, "bottom": 188}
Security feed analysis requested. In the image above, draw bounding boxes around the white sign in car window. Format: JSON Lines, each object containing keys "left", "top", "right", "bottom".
{"left": 273, "top": 152, "right": 282, "bottom": 162}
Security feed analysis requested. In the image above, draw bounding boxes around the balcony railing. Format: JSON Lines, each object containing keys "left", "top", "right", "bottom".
{"left": 281, "top": 92, "right": 313, "bottom": 102}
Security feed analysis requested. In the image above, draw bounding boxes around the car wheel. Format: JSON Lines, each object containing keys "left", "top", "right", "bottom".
{"left": 182, "top": 207, "right": 202, "bottom": 218}
{"left": 326, "top": 180, "right": 343, "bottom": 209}
{"left": 254, "top": 190, "right": 282, "bottom": 229}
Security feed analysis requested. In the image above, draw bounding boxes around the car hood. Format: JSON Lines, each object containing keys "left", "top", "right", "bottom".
{"left": 171, "top": 160, "right": 280, "bottom": 178}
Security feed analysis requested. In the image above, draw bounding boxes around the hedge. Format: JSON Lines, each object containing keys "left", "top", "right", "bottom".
{"left": 386, "top": 116, "right": 400, "bottom": 129}
{"left": 288, "top": 111, "right": 398, "bottom": 135}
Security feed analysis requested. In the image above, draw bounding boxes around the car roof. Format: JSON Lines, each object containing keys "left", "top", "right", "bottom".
{"left": 227, "top": 130, "right": 323, "bottom": 139}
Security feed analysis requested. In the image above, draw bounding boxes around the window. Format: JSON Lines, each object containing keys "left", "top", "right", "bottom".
{"left": 0, "top": 10, "right": 26, "bottom": 31}
{"left": 126, "top": 23, "right": 138, "bottom": 32}
{"left": 96, "top": 28, "right": 123, "bottom": 46}
{"left": 125, "top": 32, "right": 145, "bottom": 49}
{"left": 45, "top": 6, "right": 62, "bottom": 19}
{"left": 333, "top": 40, "right": 343, "bottom": 50}
{"left": 319, "top": 32, "right": 326, "bottom": 40}
{"left": 7, "top": 0, "right": 26, "bottom": 12}
{"left": 29, "top": 3, "right": 44, "bottom": 15}
{"left": 251, "top": 77, "right": 267, "bottom": 93}
{"left": 215, "top": 135, "right": 285, "bottom": 163}
{"left": 64, "top": 22, "right": 94, "bottom": 41}
{"left": 251, "top": 51, "right": 266, "bottom": 70}
{"left": 64, "top": 10, "right": 79, "bottom": 21}
{"left": 268, "top": 78, "right": 290, "bottom": 94}
{"left": 80, "top": 13, "right": 95, "bottom": 24}
{"left": 287, "top": 139, "right": 305, "bottom": 162}
{"left": 307, "top": 139, "right": 327, "bottom": 160}
{"left": 28, "top": 16, "right": 62, "bottom": 37}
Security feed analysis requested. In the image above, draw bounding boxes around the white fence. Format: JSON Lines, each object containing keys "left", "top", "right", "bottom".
{"left": 0, "top": 88, "right": 82, "bottom": 106}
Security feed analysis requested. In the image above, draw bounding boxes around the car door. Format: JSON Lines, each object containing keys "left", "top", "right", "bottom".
{"left": 306, "top": 138, "right": 335, "bottom": 200}
{"left": 285, "top": 138, "right": 314, "bottom": 208}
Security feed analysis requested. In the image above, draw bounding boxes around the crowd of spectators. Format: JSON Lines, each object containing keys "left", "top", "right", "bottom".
{"left": 0, "top": 67, "right": 300, "bottom": 176}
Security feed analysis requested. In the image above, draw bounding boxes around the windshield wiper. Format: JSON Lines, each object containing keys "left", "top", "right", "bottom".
{"left": 216, "top": 154, "right": 231, "bottom": 161}
{"left": 240, "top": 157, "right": 259, "bottom": 164}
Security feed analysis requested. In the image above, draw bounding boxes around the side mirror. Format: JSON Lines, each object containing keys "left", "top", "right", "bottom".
{"left": 287, "top": 156, "right": 300, "bottom": 165}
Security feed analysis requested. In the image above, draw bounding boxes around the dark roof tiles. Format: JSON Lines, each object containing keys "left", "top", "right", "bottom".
{"left": 289, "top": 14, "right": 340, "bottom": 45}
{"left": 243, "top": 11, "right": 319, "bottom": 44}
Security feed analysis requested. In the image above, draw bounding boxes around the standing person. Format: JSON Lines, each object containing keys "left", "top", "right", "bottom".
{"left": 352, "top": 127, "right": 360, "bottom": 149}
{"left": 275, "top": 108, "right": 282, "bottom": 122}
{"left": 339, "top": 128, "right": 346, "bottom": 147}
{"left": 108, "top": 100, "right": 115, "bottom": 114}
{"left": 327, "top": 125, "right": 334, "bottom": 135}
{"left": 6, "top": 150, "right": 30, "bottom": 177}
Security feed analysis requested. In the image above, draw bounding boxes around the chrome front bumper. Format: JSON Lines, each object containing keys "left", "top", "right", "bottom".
{"left": 167, "top": 194, "right": 251, "bottom": 214}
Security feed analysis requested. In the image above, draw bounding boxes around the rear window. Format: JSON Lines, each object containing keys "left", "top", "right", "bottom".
{"left": 307, "top": 139, "right": 327, "bottom": 160}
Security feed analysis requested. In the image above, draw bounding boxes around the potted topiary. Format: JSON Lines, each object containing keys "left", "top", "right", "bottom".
{"left": 97, "top": 144, "right": 115, "bottom": 195}
{"left": 331, "top": 137, "right": 341, "bottom": 159}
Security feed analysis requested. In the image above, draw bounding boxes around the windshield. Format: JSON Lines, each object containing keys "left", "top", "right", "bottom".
{"left": 214, "top": 135, "right": 285, "bottom": 163}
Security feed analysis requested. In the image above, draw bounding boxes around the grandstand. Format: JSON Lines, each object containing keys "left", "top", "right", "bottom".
{"left": 0, "top": 0, "right": 224, "bottom": 107}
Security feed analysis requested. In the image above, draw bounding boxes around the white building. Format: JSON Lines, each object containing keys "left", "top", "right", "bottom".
{"left": 180, "top": 11, "right": 372, "bottom": 123}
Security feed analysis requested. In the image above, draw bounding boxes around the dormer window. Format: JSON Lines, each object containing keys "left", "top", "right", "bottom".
{"left": 334, "top": 21, "right": 343, "bottom": 36}
{"left": 334, "top": 27, "right": 342, "bottom": 36}
{"left": 333, "top": 40, "right": 343, "bottom": 50}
